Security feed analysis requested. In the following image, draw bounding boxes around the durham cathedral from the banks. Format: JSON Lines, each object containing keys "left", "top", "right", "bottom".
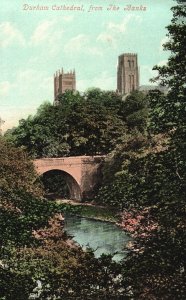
{"left": 53, "top": 53, "right": 166, "bottom": 105}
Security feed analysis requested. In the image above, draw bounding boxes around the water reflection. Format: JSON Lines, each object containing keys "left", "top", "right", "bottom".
{"left": 64, "top": 215, "right": 131, "bottom": 261}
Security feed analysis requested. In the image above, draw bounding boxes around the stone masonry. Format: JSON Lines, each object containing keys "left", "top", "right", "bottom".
{"left": 54, "top": 68, "right": 76, "bottom": 104}
{"left": 117, "top": 53, "right": 139, "bottom": 95}
{"left": 34, "top": 156, "right": 105, "bottom": 201}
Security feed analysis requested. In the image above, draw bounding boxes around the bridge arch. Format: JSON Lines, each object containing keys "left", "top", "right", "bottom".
{"left": 39, "top": 168, "right": 81, "bottom": 201}
{"left": 34, "top": 156, "right": 105, "bottom": 201}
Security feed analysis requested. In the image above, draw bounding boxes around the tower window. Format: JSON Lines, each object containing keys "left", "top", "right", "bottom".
{"left": 129, "top": 75, "right": 131, "bottom": 91}
{"left": 132, "top": 75, "right": 134, "bottom": 90}
{"left": 128, "top": 60, "right": 131, "bottom": 68}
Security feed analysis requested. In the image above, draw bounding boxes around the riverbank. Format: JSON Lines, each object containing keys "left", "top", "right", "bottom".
{"left": 56, "top": 199, "right": 119, "bottom": 223}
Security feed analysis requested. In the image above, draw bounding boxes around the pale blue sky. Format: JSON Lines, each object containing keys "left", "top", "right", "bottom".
{"left": 0, "top": 0, "right": 174, "bottom": 131}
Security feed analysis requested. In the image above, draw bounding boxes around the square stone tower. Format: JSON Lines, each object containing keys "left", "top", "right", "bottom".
{"left": 117, "top": 53, "right": 139, "bottom": 95}
{"left": 54, "top": 68, "right": 76, "bottom": 104}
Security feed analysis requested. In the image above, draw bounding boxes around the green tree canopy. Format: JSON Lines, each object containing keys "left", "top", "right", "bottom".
{"left": 6, "top": 89, "right": 149, "bottom": 158}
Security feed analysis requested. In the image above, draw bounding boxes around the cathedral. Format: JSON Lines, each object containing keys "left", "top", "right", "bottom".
{"left": 53, "top": 53, "right": 167, "bottom": 103}
{"left": 53, "top": 53, "right": 141, "bottom": 103}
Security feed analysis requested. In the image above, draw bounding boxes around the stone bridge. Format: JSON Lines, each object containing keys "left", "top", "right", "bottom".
{"left": 34, "top": 156, "right": 105, "bottom": 201}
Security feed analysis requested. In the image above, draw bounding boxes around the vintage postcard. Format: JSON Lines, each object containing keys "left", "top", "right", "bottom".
{"left": 1, "top": 1, "right": 185, "bottom": 299}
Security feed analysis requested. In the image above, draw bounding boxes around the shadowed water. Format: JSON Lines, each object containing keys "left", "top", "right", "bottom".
{"left": 64, "top": 215, "right": 131, "bottom": 261}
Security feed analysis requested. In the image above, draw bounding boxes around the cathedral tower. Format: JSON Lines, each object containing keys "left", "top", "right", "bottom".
{"left": 117, "top": 53, "right": 139, "bottom": 95}
{"left": 54, "top": 68, "right": 76, "bottom": 104}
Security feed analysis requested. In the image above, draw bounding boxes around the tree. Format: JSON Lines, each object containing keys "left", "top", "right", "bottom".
{"left": 121, "top": 3, "right": 186, "bottom": 299}
{"left": 147, "top": 90, "right": 169, "bottom": 134}
{"left": 0, "top": 137, "right": 129, "bottom": 299}
{"left": 5, "top": 90, "right": 128, "bottom": 157}
{"left": 119, "top": 91, "right": 149, "bottom": 133}
{"left": 0, "top": 136, "right": 56, "bottom": 246}
{"left": 94, "top": 3, "right": 186, "bottom": 299}
{"left": 152, "top": 4, "right": 186, "bottom": 130}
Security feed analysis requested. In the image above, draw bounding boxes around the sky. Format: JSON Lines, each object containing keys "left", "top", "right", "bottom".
{"left": 0, "top": 0, "right": 175, "bottom": 132}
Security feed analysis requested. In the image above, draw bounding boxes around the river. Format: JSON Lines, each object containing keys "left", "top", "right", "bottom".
{"left": 64, "top": 215, "right": 131, "bottom": 261}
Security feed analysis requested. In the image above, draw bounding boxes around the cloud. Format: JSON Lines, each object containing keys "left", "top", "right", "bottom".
{"left": 159, "top": 36, "right": 169, "bottom": 51}
{"left": 64, "top": 34, "right": 102, "bottom": 56}
{"left": 0, "top": 69, "right": 52, "bottom": 104}
{"left": 64, "top": 34, "right": 88, "bottom": 52}
{"left": 157, "top": 60, "right": 168, "bottom": 66}
{"left": 107, "top": 15, "right": 141, "bottom": 34}
{"left": 40, "top": 76, "right": 53, "bottom": 90}
{"left": 97, "top": 15, "right": 142, "bottom": 47}
{"left": 140, "top": 65, "right": 158, "bottom": 85}
{"left": 30, "top": 20, "right": 52, "bottom": 45}
{"left": 16, "top": 69, "right": 52, "bottom": 97}
{"left": 0, "top": 69, "right": 54, "bottom": 132}
{"left": 29, "top": 19, "right": 64, "bottom": 55}
{"left": 62, "top": 15, "right": 74, "bottom": 22}
{"left": 88, "top": 47, "right": 103, "bottom": 56}
{"left": 30, "top": 20, "right": 57, "bottom": 45}
{"left": 97, "top": 33, "right": 116, "bottom": 48}
{"left": 77, "top": 71, "right": 115, "bottom": 91}
{"left": 0, "top": 22, "right": 25, "bottom": 48}
{"left": 0, "top": 105, "right": 38, "bottom": 133}
{"left": 0, "top": 81, "right": 15, "bottom": 97}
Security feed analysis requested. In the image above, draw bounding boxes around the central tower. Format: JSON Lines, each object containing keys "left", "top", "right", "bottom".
{"left": 54, "top": 68, "right": 76, "bottom": 104}
{"left": 117, "top": 53, "right": 139, "bottom": 95}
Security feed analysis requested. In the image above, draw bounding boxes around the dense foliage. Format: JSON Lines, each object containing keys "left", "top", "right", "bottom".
{"left": 0, "top": 138, "right": 130, "bottom": 299}
{"left": 95, "top": 3, "right": 186, "bottom": 299}
{"left": 5, "top": 89, "right": 148, "bottom": 158}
